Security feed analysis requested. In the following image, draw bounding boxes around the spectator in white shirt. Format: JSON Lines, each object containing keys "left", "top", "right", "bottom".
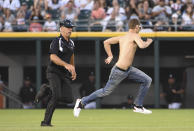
{"left": 61, "top": 0, "right": 78, "bottom": 21}
{"left": 101, "top": 0, "right": 125, "bottom": 31}
{"left": 181, "top": 5, "right": 194, "bottom": 25}
{"left": 152, "top": 0, "right": 172, "bottom": 31}
{"left": 80, "top": 0, "right": 94, "bottom": 11}
{"left": 48, "top": 0, "right": 61, "bottom": 10}
{"left": 3, "top": 9, "right": 15, "bottom": 24}
{"left": 3, "top": 0, "right": 20, "bottom": 13}
{"left": 181, "top": 5, "right": 194, "bottom": 30}
{"left": 43, "top": 13, "right": 57, "bottom": 32}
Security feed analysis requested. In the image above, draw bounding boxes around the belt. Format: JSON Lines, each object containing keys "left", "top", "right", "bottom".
{"left": 115, "top": 66, "right": 130, "bottom": 72}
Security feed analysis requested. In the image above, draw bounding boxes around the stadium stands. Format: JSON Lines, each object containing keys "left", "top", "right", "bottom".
{"left": 0, "top": 0, "right": 193, "bottom": 32}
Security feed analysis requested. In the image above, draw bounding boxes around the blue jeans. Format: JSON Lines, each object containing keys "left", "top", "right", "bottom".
{"left": 81, "top": 65, "right": 152, "bottom": 106}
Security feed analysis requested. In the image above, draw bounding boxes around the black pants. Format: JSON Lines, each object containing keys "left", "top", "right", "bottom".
{"left": 43, "top": 72, "right": 73, "bottom": 124}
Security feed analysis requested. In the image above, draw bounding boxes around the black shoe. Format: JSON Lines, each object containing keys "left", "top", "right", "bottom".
{"left": 41, "top": 121, "right": 53, "bottom": 127}
{"left": 132, "top": 104, "right": 143, "bottom": 109}
{"left": 34, "top": 84, "right": 51, "bottom": 104}
{"left": 78, "top": 100, "right": 84, "bottom": 109}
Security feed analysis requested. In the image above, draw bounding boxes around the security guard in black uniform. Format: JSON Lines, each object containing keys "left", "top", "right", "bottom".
{"left": 40, "top": 19, "right": 76, "bottom": 126}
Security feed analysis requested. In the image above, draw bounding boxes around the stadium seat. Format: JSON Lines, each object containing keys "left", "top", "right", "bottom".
{"left": 48, "top": 10, "right": 60, "bottom": 20}
{"left": 90, "top": 24, "right": 103, "bottom": 32}
{"left": 75, "top": 10, "right": 91, "bottom": 32}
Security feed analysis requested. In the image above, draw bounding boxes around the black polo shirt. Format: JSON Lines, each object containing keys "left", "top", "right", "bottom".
{"left": 47, "top": 34, "right": 75, "bottom": 78}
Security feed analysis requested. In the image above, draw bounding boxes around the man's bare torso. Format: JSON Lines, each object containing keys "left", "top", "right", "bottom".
{"left": 116, "top": 32, "right": 138, "bottom": 70}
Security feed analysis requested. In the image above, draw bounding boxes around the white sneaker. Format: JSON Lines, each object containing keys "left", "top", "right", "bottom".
{"left": 133, "top": 106, "right": 152, "bottom": 114}
{"left": 73, "top": 99, "right": 82, "bottom": 117}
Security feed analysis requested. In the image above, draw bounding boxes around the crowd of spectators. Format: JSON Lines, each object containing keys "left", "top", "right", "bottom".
{"left": 0, "top": 0, "right": 193, "bottom": 32}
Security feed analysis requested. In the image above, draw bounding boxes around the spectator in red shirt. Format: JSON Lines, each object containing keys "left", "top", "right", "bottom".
{"left": 91, "top": 0, "right": 106, "bottom": 20}
{"left": 29, "top": 16, "right": 42, "bottom": 32}
{"left": 90, "top": 0, "right": 106, "bottom": 31}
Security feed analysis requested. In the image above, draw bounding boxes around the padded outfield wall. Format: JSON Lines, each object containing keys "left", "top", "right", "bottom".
{"left": 0, "top": 32, "right": 194, "bottom": 108}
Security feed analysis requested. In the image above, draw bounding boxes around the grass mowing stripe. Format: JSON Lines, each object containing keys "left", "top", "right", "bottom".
{"left": 0, "top": 109, "right": 194, "bottom": 131}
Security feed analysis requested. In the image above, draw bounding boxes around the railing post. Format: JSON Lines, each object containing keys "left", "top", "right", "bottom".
{"left": 95, "top": 40, "right": 101, "bottom": 108}
{"left": 36, "top": 40, "right": 42, "bottom": 108}
{"left": 154, "top": 39, "right": 160, "bottom": 108}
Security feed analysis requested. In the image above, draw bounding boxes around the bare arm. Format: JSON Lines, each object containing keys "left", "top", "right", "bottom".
{"left": 44, "top": 0, "right": 48, "bottom": 10}
{"left": 134, "top": 34, "right": 153, "bottom": 49}
{"left": 176, "top": 89, "right": 184, "bottom": 94}
{"left": 152, "top": 11, "right": 161, "bottom": 17}
{"left": 34, "top": 0, "right": 38, "bottom": 9}
{"left": 152, "top": 9, "right": 164, "bottom": 17}
{"left": 103, "top": 36, "right": 121, "bottom": 64}
{"left": 104, "top": 36, "right": 120, "bottom": 57}
{"left": 172, "top": 88, "right": 184, "bottom": 94}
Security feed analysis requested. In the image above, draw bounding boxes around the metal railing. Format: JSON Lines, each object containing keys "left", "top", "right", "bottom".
{"left": 0, "top": 85, "right": 23, "bottom": 106}
{"left": 2, "top": 19, "right": 194, "bottom": 32}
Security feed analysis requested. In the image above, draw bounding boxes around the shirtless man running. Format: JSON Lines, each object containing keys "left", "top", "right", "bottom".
{"left": 74, "top": 19, "right": 153, "bottom": 117}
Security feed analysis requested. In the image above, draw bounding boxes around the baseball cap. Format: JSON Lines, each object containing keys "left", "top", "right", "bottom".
{"left": 89, "top": 72, "right": 95, "bottom": 76}
{"left": 172, "top": 13, "right": 178, "bottom": 18}
{"left": 60, "top": 19, "right": 76, "bottom": 28}
{"left": 127, "top": 95, "right": 133, "bottom": 100}
{"left": 33, "top": 16, "right": 39, "bottom": 20}
{"left": 25, "top": 76, "right": 31, "bottom": 81}
{"left": 169, "top": 74, "right": 175, "bottom": 79}
{"left": 22, "top": 2, "right": 27, "bottom": 6}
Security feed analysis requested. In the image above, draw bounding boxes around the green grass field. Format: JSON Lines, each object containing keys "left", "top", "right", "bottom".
{"left": 0, "top": 109, "right": 194, "bottom": 131}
